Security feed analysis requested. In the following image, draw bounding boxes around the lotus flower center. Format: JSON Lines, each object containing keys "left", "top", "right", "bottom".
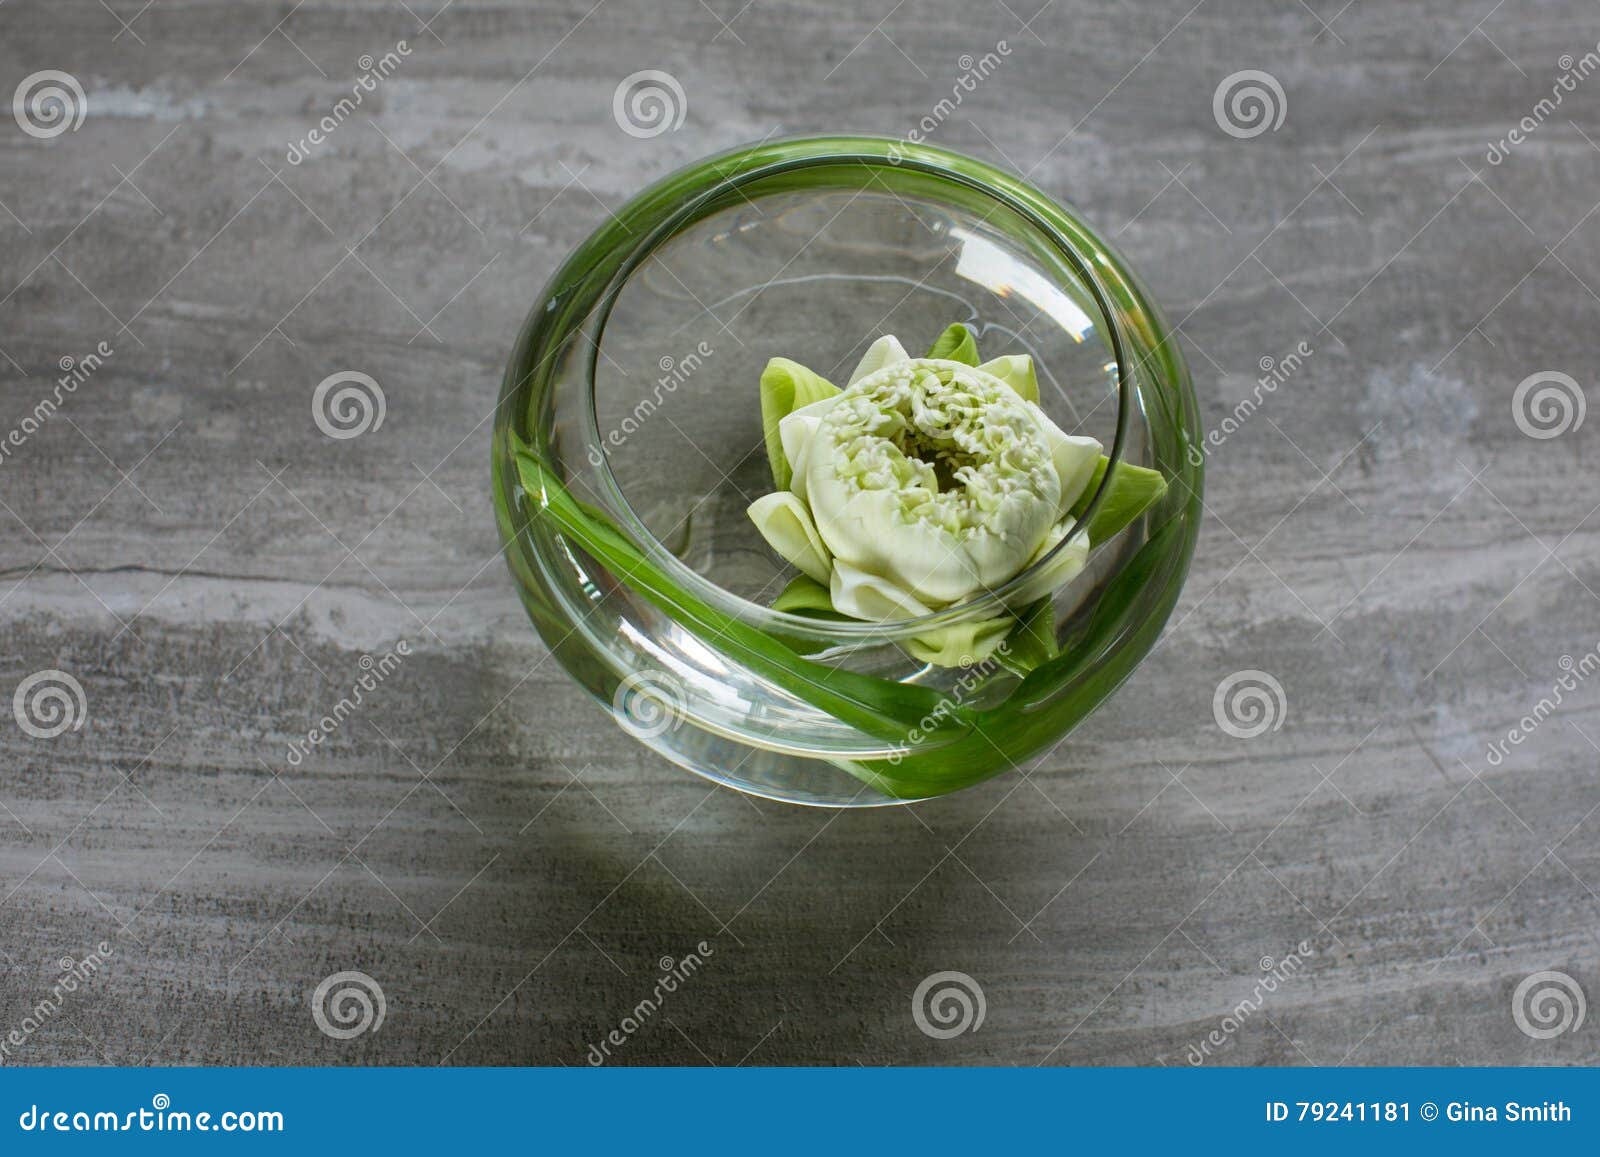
{"left": 817, "top": 360, "right": 1059, "bottom": 539}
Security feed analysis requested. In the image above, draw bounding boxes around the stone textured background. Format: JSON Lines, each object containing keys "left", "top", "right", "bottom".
{"left": 1, "top": 0, "right": 1597, "bottom": 1065}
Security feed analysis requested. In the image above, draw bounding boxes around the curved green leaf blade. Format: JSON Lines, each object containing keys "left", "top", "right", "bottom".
{"left": 1070, "top": 457, "right": 1169, "bottom": 546}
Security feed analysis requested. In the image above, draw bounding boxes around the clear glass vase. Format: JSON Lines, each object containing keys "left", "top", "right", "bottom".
{"left": 491, "top": 136, "right": 1202, "bottom": 806}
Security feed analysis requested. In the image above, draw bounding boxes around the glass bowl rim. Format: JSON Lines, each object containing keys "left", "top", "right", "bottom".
{"left": 574, "top": 134, "right": 1137, "bottom": 640}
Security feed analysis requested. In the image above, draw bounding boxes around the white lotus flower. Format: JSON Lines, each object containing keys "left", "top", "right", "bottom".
{"left": 747, "top": 335, "right": 1102, "bottom": 665}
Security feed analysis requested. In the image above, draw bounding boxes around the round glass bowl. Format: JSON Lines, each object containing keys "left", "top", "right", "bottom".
{"left": 492, "top": 136, "right": 1202, "bottom": 806}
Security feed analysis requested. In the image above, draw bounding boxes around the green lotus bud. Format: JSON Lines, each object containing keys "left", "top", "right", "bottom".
{"left": 747, "top": 337, "right": 1103, "bottom": 650}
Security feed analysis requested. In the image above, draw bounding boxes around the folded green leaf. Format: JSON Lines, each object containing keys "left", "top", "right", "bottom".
{"left": 926, "top": 323, "right": 980, "bottom": 366}
{"left": 759, "top": 358, "right": 839, "bottom": 490}
{"left": 1070, "top": 457, "right": 1169, "bottom": 546}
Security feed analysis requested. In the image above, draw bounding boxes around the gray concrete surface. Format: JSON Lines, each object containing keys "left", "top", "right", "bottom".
{"left": 1, "top": 0, "right": 1598, "bottom": 1066}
